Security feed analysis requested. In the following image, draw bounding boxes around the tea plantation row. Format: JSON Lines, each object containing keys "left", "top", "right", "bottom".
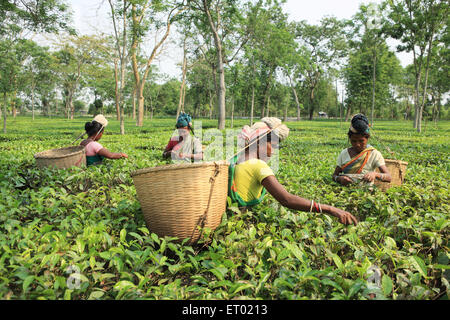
{"left": 0, "top": 117, "right": 448, "bottom": 300}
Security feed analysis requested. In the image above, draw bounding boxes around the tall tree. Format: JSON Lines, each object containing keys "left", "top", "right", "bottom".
{"left": 108, "top": 0, "right": 132, "bottom": 134}
{"left": 53, "top": 35, "right": 105, "bottom": 120}
{"left": 349, "top": 3, "right": 387, "bottom": 126}
{"left": 343, "top": 40, "right": 402, "bottom": 119}
{"left": 187, "top": 0, "right": 250, "bottom": 129}
{"left": 384, "top": 0, "right": 449, "bottom": 132}
{"left": 0, "top": 0, "right": 73, "bottom": 34}
{"left": 294, "top": 17, "right": 348, "bottom": 120}
{"left": 130, "top": 0, "right": 185, "bottom": 127}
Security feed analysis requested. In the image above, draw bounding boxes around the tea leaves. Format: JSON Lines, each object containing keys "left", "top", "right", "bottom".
{"left": 0, "top": 117, "right": 448, "bottom": 300}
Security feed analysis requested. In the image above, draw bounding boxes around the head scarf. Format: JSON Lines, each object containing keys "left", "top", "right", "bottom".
{"left": 176, "top": 112, "right": 192, "bottom": 128}
{"left": 238, "top": 117, "right": 290, "bottom": 145}
{"left": 93, "top": 114, "right": 108, "bottom": 128}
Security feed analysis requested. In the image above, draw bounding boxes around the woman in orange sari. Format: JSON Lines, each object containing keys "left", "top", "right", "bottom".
{"left": 332, "top": 114, "right": 391, "bottom": 186}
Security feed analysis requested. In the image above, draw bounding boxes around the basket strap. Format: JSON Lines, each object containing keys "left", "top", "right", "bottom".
{"left": 74, "top": 153, "right": 84, "bottom": 166}
{"left": 397, "top": 161, "right": 404, "bottom": 183}
{"left": 369, "top": 127, "right": 396, "bottom": 159}
{"left": 191, "top": 162, "right": 221, "bottom": 241}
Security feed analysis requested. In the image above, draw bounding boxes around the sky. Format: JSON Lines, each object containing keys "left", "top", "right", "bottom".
{"left": 68, "top": 0, "right": 412, "bottom": 80}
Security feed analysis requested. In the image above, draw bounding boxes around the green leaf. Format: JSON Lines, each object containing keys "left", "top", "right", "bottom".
{"left": 231, "top": 282, "right": 253, "bottom": 295}
{"left": 433, "top": 264, "right": 450, "bottom": 270}
{"left": 384, "top": 236, "right": 397, "bottom": 249}
{"left": 23, "top": 275, "right": 35, "bottom": 291}
{"left": 89, "top": 256, "right": 96, "bottom": 270}
{"left": 410, "top": 255, "right": 428, "bottom": 278}
{"left": 88, "top": 290, "right": 105, "bottom": 300}
{"left": 151, "top": 233, "right": 160, "bottom": 245}
{"left": 120, "top": 229, "right": 127, "bottom": 243}
{"left": 113, "top": 280, "right": 136, "bottom": 291}
{"left": 284, "top": 242, "right": 305, "bottom": 263}
{"left": 381, "top": 274, "right": 393, "bottom": 296}
{"left": 332, "top": 254, "right": 344, "bottom": 271}
{"left": 321, "top": 278, "right": 344, "bottom": 293}
{"left": 209, "top": 266, "right": 228, "bottom": 281}
{"left": 64, "top": 289, "right": 72, "bottom": 300}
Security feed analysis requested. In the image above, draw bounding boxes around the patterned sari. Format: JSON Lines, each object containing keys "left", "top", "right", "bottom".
{"left": 341, "top": 146, "right": 375, "bottom": 174}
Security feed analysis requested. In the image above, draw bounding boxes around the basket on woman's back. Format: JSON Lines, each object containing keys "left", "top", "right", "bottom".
{"left": 375, "top": 159, "right": 408, "bottom": 191}
{"left": 34, "top": 145, "right": 86, "bottom": 169}
{"left": 131, "top": 161, "right": 229, "bottom": 244}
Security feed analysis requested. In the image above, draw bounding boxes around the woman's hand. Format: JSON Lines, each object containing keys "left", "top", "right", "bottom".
{"left": 121, "top": 153, "right": 128, "bottom": 159}
{"left": 328, "top": 207, "right": 358, "bottom": 225}
{"left": 178, "top": 152, "right": 191, "bottom": 160}
{"left": 337, "top": 175, "right": 353, "bottom": 186}
{"left": 362, "top": 172, "right": 377, "bottom": 182}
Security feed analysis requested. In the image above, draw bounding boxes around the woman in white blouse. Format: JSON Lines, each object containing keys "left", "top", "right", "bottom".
{"left": 332, "top": 114, "right": 391, "bottom": 186}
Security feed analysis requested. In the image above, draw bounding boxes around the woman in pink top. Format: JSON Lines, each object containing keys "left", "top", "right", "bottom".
{"left": 80, "top": 116, "right": 128, "bottom": 166}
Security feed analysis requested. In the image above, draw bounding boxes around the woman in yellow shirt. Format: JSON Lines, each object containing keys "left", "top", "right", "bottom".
{"left": 230, "top": 117, "right": 358, "bottom": 226}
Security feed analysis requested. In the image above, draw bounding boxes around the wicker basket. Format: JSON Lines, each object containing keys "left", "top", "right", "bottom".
{"left": 374, "top": 159, "right": 408, "bottom": 191}
{"left": 34, "top": 145, "right": 86, "bottom": 169}
{"left": 131, "top": 161, "right": 229, "bottom": 243}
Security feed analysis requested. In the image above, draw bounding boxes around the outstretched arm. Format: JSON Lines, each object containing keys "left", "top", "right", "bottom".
{"left": 98, "top": 148, "right": 127, "bottom": 160}
{"left": 362, "top": 165, "right": 391, "bottom": 183}
{"left": 261, "top": 175, "right": 358, "bottom": 225}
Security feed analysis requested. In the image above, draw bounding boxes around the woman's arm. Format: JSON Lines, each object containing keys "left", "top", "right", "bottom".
{"left": 332, "top": 166, "right": 353, "bottom": 186}
{"left": 178, "top": 152, "right": 203, "bottom": 161}
{"left": 362, "top": 165, "right": 391, "bottom": 183}
{"left": 261, "top": 175, "right": 358, "bottom": 225}
{"left": 163, "top": 149, "right": 173, "bottom": 159}
{"left": 98, "top": 148, "right": 127, "bottom": 159}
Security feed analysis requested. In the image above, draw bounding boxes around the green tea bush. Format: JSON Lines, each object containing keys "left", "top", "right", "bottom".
{"left": 0, "top": 116, "right": 448, "bottom": 300}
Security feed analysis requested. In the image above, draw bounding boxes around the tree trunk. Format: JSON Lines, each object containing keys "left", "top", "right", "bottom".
{"left": 31, "top": 81, "right": 35, "bottom": 120}
{"left": 309, "top": 87, "right": 315, "bottom": 120}
{"left": 287, "top": 75, "right": 301, "bottom": 121}
{"left": 345, "top": 103, "right": 352, "bottom": 121}
{"left": 209, "top": 90, "right": 213, "bottom": 120}
{"left": 12, "top": 90, "right": 17, "bottom": 118}
{"left": 371, "top": 50, "right": 377, "bottom": 127}
{"left": 120, "top": 104, "right": 125, "bottom": 135}
{"left": 261, "top": 70, "right": 274, "bottom": 118}
{"left": 113, "top": 59, "right": 121, "bottom": 121}
{"left": 3, "top": 92, "right": 7, "bottom": 134}
{"left": 177, "top": 41, "right": 188, "bottom": 120}
{"left": 231, "top": 96, "right": 235, "bottom": 129}
{"left": 417, "top": 32, "right": 435, "bottom": 133}
{"left": 203, "top": 0, "right": 226, "bottom": 129}
{"left": 250, "top": 84, "right": 255, "bottom": 126}
{"left": 132, "top": 85, "right": 137, "bottom": 121}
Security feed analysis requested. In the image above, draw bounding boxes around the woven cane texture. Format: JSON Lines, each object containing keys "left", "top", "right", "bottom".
{"left": 34, "top": 146, "right": 86, "bottom": 169}
{"left": 375, "top": 159, "right": 408, "bottom": 191}
{"left": 131, "top": 161, "right": 229, "bottom": 243}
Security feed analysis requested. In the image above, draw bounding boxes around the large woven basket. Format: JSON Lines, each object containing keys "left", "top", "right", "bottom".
{"left": 375, "top": 159, "right": 408, "bottom": 191}
{"left": 34, "top": 145, "right": 86, "bottom": 169}
{"left": 131, "top": 161, "right": 229, "bottom": 243}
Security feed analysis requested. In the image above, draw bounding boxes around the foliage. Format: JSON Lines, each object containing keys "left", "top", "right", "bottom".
{"left": 0, "top": 116, "right": 448, "bottom": 300}
{"left": 0, "top": 0, "right": 74, "bottom": 34}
